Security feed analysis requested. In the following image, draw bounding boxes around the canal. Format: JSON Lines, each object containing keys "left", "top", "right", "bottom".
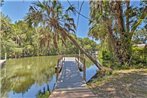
{"left": 0, "top": 56, "right": 98, "bottom": 98}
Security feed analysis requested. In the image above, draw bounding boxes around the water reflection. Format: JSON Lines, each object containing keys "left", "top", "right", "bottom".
{"left": 8, "top": 75, "right": 56, "bottom": 98}
{"left": 86, "top": 65, "right": 98, "bottom": 82}
{"left": 1, "top": 56, "right": 98, "bottom": 98}
{"left": 1, "top": 56, "right": 57, "bottom": 98}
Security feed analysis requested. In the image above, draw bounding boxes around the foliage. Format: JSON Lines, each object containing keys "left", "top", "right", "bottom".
{"left": 80, "top": 37, "right": 98, "bottom": 51}
{"left": 1, "top": 13, "right": 97, "bottom": 58}
{"left": 89, "top": 0, "right": 147, "bottom": 65}
{"left": 0, "top": 0, "right": 102, "bottom": 69}
{"left": 25, "top": 0, "right": 76, "bottom": 49}
{"left": 132, "top": 46, "right": 147, "bottom": 66}
{"left": 25, "top": 0, "right": 102, "bottom": 69}
{"left": 132, "top": 29, "right": 147, "bottom": 44}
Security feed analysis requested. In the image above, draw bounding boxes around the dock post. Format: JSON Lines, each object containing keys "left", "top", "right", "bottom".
{"left": 56, "top": 59, "right": 59, "bottom": 82}
{"left": 78, "top": 56, "right": 79, "bottom": 68}
{"left": 56, "top": 66, "right": 58, "bottom": 82}
{"left": 62, "top": 57, "right": 64, "bottom": 66}
{"left": 83, "top": 55, "right": 86, "bottom": 81}
{"left": 5, "top": 53, "right": 7, "bottom": 60}
{"left": 56, "top": 65, "right": 59, "bottom": 82}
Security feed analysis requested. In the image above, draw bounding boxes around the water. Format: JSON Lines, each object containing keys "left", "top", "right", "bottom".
{"left": 1, "top": 56, "right": 98, "bottom": 98}
{"left": 8, "top": 75, "right": 56, "bottom": 98}
{"left": 85, "top": 65, "right": 98, "bottom": 82}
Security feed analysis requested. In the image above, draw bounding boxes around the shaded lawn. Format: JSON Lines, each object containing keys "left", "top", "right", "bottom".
{"left": 88, "top": 69, "right": 147, "bottom": 98}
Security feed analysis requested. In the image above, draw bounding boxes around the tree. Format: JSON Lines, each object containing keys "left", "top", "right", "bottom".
{"left": 0, "top": 13, "right": 16, "bottom": 58}
{"left": 80, "top": 37, "right": 97, "bottom": 52}
{"left": 0, "top": 0, "right": 4, "bottom": 6}
{"left": 26, "top": 1, "right": 102, "bottom": 69}
{"left": 89, "top": 0, "right": 147, "bottom": 65}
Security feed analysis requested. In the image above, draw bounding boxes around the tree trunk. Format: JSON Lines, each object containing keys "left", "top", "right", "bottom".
{"left": 126, "top": 1, "right": 130, "bottom": 32}
{"left": 60, "top": 28, "right": 103, "bottom": 70}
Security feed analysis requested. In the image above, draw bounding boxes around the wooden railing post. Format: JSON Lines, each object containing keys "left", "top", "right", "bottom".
{"left": 56, "top": 57, "right": 60, "bottom": 81}
{"left": 56, "top": 59, "right": 59, "bottom": 82}
{"left": 83, "top": 55, "right": 86, "bottom": 81}
{"left": 56, "top": 56, "right": 65, "bottom": 82}
{"left": 56, "top": 67, "right": 58, "bottom": 82}
{"left": 62, "top": 57, "right": 64, "bottom": 66}
{"left": 78, "top": 56, "right": 80, "bottom": 68}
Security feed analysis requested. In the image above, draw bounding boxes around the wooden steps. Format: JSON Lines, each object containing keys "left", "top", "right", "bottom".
{"left": 50, "top": 87, "right": 97, "bottom": 98}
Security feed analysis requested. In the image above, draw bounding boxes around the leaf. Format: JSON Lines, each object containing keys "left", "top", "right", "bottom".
{"left": 66, "top": 4, "right": 76, "bottom": 15}
{"left": 69, "top": 28, "right": 75, "bottom": 33}
{"left": 64, "top": 23, "right": 71, "bottom": 31}
{"left": 70, "top": 22, "right": 76, "bottom": 30}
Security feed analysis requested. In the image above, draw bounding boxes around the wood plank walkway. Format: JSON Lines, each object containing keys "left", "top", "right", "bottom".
{"left": 49, "top": 57, "right": 97, "bottom": 98}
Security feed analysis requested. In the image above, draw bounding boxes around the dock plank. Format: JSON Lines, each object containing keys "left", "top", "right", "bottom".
{"left": 49, "top": 57, "right": 97, "bottom": 98}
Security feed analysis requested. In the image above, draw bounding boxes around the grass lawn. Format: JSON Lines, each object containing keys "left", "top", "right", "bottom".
{"left": 87, "top": 68, "right": 147, "bottom": 98}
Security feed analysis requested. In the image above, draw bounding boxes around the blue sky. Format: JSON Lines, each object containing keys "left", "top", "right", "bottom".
{"left": 1, "top": 0, "right": 144, "bottom": 39}
{"left": 1, "top": 0, "right": 90, "bottom": 38}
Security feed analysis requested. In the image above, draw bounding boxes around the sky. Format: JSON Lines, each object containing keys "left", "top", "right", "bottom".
{"left": 1, "top": 0, "right": 91, "bottom": 38}
{"left": 1, "top": 0, "right": 145, "bottom": 39}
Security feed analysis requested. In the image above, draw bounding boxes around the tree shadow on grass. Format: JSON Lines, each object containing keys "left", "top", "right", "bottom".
{"left": 88, "top": 70, "right": 147, "bottom": 98}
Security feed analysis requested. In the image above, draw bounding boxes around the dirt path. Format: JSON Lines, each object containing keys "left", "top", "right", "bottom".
{"left": 88, "top": 69, "right": 147, "bottom": 98}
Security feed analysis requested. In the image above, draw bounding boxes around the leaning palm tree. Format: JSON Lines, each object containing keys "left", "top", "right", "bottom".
{"left": 26, "top": 0, "right": 102, "bottom": 70}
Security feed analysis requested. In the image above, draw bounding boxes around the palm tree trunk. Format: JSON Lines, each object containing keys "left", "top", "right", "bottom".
{"left": 60, "top": 28, "right": 102, "bottom": 70}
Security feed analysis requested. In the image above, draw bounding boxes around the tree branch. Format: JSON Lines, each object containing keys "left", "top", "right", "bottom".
{"left": 130, "top": 7, "right": 147, "bottom": 38}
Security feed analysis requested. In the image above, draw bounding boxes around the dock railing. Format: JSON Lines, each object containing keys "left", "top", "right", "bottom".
{"left": 55, "top": 55, "right": 86, "bottom": 81}
{"left": 75, "top": 55, "right": 86, "bottom": 81}
{"left": 55, "top": 55, "right": 65, "bottom": 81}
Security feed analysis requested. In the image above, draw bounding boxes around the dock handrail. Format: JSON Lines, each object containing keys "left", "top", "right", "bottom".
{"left": 50, "top": 56, "right": 97, "bottom": 98}
{"left": 75, "top": 55, "right": 86, "bottom": 80}
{"left": 55, "top": 55, "right": 86, "bottom": 81}
{"left": 55, "top": 55, "right": 65, "bottom": 81}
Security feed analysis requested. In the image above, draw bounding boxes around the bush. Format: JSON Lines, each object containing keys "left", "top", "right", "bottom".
{"left": 132, "top": 46, "right": 147, "bottom": 66}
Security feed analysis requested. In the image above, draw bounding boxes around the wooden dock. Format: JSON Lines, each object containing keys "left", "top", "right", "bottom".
{"left": 49, "top": 57, "right": 97, "bottom": 98}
